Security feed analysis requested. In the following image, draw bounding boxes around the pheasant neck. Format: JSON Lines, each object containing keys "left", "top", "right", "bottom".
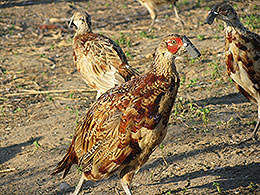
{"left": 224, "top": 19, "right": 246, "bottom": 33}
{"left": 77, "top": 25, "right": 92, "bottom": 34}
{"left": 150, "top": 50, "right": 177, "bottom": 78}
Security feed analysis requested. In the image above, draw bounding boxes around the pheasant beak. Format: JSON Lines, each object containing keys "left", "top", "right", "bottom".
{"left": 205, "top": 9, "right": 218, "bottom": 25}
{"left": 182, "top": 35, "right": 201, "bottom": 58}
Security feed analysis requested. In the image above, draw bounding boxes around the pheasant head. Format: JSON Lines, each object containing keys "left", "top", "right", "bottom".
{"left": 69, "top": 11, "right": 92, "bottom": 33}
{"left": 152, "top": 34, "right": 200, "bottom": 76}
{"left": 205, "top": 3, "right": 240, "bottom": 26}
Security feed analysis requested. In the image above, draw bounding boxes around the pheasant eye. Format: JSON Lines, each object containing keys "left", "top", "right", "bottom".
{"left": 169, "top": 39, "right": 176, "bottom": 45}
{"left": 219, "top": 8, "right": 228, "bottom": 16}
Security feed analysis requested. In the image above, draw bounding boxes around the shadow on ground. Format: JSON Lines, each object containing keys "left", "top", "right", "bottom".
{"left": 0, "top": 136, "right": 43, "bottom": 164}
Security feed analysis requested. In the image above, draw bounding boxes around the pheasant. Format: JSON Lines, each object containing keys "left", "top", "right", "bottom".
{"left": 70, "top": 11, "right": 138, "bottom": 99}
{"left": 51, "top": 34, "right": 200, "bottom": 195}
{"left": 205, "top": 3, "right": 260, "bottom": 141}
{"left": 137, "top": 0, "right": 184, "bottom": 28}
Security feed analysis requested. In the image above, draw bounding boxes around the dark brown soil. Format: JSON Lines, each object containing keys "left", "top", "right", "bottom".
{"left": 0, "top": 0, "right": 260, "bottom": 194}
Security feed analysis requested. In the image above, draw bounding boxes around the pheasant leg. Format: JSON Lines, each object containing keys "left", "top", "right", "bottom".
{"left": 252, "top": 118, "right": 260, "bottom": 141}
{"left": 120, "top": 168, "right": 134, "bottom": 195}
{"left": 173, "top": 5, "right": 184, "bottom": 30}
{"left": 73, "top": 174, "right": 85, "bottom": 195}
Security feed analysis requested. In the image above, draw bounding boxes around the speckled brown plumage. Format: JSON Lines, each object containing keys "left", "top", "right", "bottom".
{"left": 52, "top": 34, "right": 194, "bottom": 195}
{"left": 71, "top": 11, "right": 138, "bottom": 99}
{"left": 137, "top": 0, "right": 183, "bottom": 27}
{"left": 205, "top": 3, "right": 260, "bottom": 141}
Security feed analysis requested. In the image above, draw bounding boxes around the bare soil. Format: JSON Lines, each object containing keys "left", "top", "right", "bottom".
{"left": 1, "top": 0, "right": 260, "bottom": 194}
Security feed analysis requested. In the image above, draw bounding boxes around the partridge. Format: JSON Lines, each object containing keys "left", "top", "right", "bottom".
{"left": 70, "top": 11, "right": 138, "bottom": 99}
{"left": 51, "top": 34, "right": 200, "bottom": 195}
{"left": 205, "top": 3, "right": 260, "bottom": 141}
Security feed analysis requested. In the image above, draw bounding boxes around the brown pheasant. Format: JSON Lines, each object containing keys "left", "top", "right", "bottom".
{"left": 205, "top": 3, "right": 260, "bottom": 141}
{"left": 51, "top": 34, "right": 200, "bottom": 195}
{"left": 137, "top": 0, "right": 184, "bottom": 27}
{"left": 70, "top": 11, "right": 138, "bottom": 99}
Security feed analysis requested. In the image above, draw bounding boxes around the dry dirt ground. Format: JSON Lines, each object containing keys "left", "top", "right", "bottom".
{"left": 1, "top": 0, "right": 260, "bottom": 194}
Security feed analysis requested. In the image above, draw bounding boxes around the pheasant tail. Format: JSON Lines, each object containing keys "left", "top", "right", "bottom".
{"left": 51, "top": 139, "right": 78, "bottom": 179}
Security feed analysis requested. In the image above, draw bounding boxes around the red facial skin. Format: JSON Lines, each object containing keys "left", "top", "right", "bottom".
{"left": 167, "top": 38, "right": 183, "bottom": 54}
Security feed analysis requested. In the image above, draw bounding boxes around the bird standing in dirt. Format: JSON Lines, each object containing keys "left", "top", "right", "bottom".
{"left": 137, "top": 0, "right": 184, "bottom": 28}
{"left": 70, "top": 11, "right": 138, "bottom": 99}
{"left": 205, "top": 3, "right": 260, "bottom": 141}
{"left": 51, "top": 34, "right": 200, "bottom": 195}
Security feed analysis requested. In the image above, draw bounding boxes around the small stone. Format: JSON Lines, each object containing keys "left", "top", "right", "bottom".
{"left": 59, "top": 182, "right": 71, "bottom": 192}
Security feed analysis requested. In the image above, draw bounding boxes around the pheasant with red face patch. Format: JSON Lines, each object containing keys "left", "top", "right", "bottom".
{"left": 51, "top": 34, "right": 200, "bottom": 195}
{"left": 70, "top": 11, "right": 138, "bottom": 99}
{"left": 205, "top": 3, "right": 260, "bottom": 141}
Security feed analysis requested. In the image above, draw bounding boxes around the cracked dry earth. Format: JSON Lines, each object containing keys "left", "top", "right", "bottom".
{"left": 0, "top": 0, "right": 260, "bottom": 194}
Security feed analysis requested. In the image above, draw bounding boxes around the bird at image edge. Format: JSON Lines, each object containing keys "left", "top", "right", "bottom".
{"left": 137, "top": 0, "right": 184, "bottom": 28}
{"left": 70, "top": 11, "right": 138, "bottom": 99}
{"left": 51, "top": 34, "right": 199, "bottom": 195}
{"left": 205, "top": 3, "right": 260, "bottom": 141}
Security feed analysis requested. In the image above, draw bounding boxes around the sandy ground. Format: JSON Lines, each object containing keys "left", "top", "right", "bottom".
{"left": 0, "top": 0, "right": 260, "bottom": 194}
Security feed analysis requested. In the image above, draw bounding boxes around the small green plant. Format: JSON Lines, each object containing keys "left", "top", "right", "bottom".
{"left": 50, "top": 44, "right": 55, "bottom": 50}
{"left": 40, "top": 53, "right": 46, "bottom": 58}
{"left": 205, "top": 6, "right": 210, "bottom": 11}
{"left": 76, "top": 165, "right": 83, "bottom": 173}
{"left": 159, "top": 143, "right": 168, "bottom": 166}
{"left": 189, "top": 57, "right": 199, "bottom": 64}
{"left": 0, "top": 66, "right": 7, "bottom": 74}
{"left": 8, "top": 25, "right": 15, "bottom": 30}
{"left": 47, "top": 95, "right": 54, "bottom": 102}
{"left": 32, "top": 140, "right": 41, "bottom": 153}
{"left": 218, "top": 24, "right": 224, "bottom": 31}
{"left": 125, "top": 51, "right": 133, "bottom": 59}
{"left": 243, "top": 14, "right": 260, "bottom": 30}
{"left": 197, "top": 35, "right": 205, "bottom": 41}
{"left": 209, "top": 63, "right": 221, "bottom": 79}
{"left": 196, "top": 108, "right": 211, "bottom": 128}
{"left": 195, "top": 0, "right": 201, "bottom": 8}
{"left": 216, "top": 121, "right": 222, "bottom": 126}
{"left": 139, "top": 31, "right": 155, "bottom": 39}
{"left": 186, "top": 78, "right": 199, "bottom": 88}
{"left": 115, "top": 32, "right": 131, "bottom": 47}
{"left": 180, "top": 76, "right": 186, "bottom": 86}
{"left": 173, "top": 98, "right": 211, "bottom": 130}
{"left": 104, "top": 3, "right": 110, "bottom": 7}
{"left": 33, "top": 140, "right": 41, "bottom": 149}
{"left": 248, "top": 181, "right": 257, "bottom": 190}
{"left": 181, "top": 0, "right": 189, "bottom": 6}
{"left": 247, "top": 120, "right": 257, "bottom": 126}
{"left": 0, "top": 106, "right": 5, "bottom": 116}
{"left": 233, "top": 4, "right": 238, "bottom": 9}
{"left": 14, "top": 107, "right": 21, "bottom": 113}
{"left": 66, "top": 106, "right": 80, "bottom": 124}
{"left": 68, "top": 92, "right": 74, "bottom": 99}
{"left": 213, "top": 182, "right": 223, "bottom": 194}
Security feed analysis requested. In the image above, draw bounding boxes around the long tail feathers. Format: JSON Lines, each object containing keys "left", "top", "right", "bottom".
{"left": 51, "top": 141, "right": 78, "bottom": 179}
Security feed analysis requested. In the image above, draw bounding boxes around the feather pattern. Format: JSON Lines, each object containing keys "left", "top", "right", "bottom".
{"left": 205, "top": 2, "right": 260, "bottom": 140}
{"left": 52, "top": 34, "right": 195, "bottom": 195}
{"left": 72, "top": 11, "right": 138, "bottom": 99}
